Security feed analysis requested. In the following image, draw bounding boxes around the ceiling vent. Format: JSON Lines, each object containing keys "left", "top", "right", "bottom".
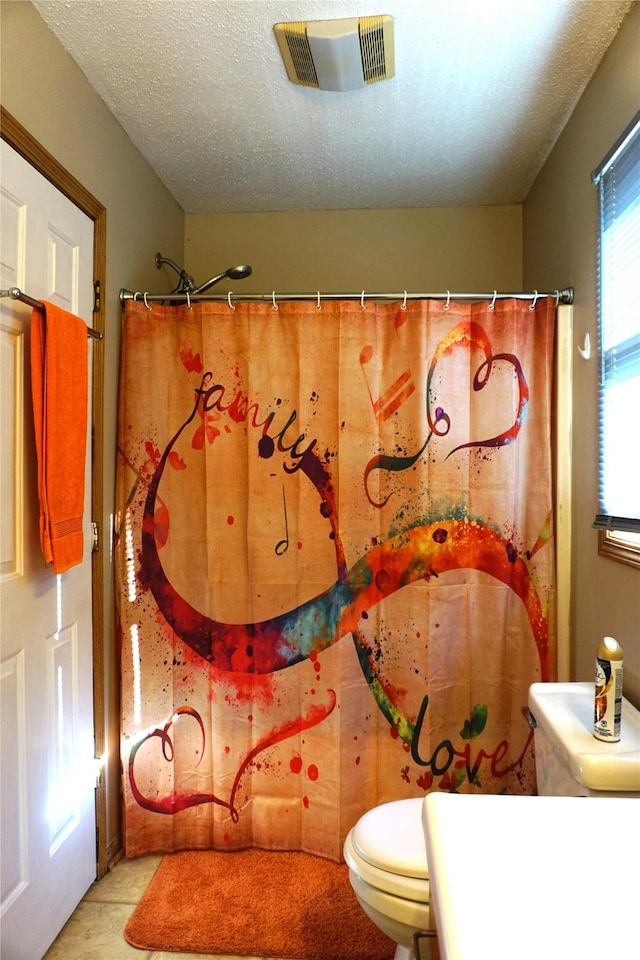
{"left": 273, "top": 16, "right": 395, "bottom": 92}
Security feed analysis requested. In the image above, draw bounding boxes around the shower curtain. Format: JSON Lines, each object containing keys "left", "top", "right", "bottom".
{"left": 116, "top": 296, "right": 556, "bottom": 859}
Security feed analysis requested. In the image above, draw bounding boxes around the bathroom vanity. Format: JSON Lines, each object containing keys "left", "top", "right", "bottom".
{"left": 423, "top": 793, "right": 640, "bottom": 959}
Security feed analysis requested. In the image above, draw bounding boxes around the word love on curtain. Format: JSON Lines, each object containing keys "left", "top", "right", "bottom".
{"left": 115, "top": 297, "right": 556, "bottom": 860}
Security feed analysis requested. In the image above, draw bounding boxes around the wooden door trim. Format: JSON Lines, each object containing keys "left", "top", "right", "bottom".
{"left": 1, "top": 107, "right": 108, "bottom": 878}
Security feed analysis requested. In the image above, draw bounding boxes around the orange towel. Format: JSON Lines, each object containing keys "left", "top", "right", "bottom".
{"left": 30, "top": 302, "right": 88, "bottom": 574}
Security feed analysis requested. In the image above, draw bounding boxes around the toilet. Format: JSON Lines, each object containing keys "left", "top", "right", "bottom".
{"left": 344, "top": 796, "right": 430, "bottom": 960}
{"left": 344, "top": 682, "right": 640, "bottom": 960}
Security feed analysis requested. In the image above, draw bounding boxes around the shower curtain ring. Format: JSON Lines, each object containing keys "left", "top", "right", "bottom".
{"left": 227, "top": 291, "right": 235, "bottom": 311}
{"left": 401, "top": 291, "right": 407, "bottom": 310}
{"left": 360, "top": 290, "right": 366, "bottom": 310}
{"left": 316, "top": 291, "right": 321, "bottom": 310}
{"left": 529, "top": 290, "right": 539, "bottom": 310}
{"left": 444, "top": 291, "right": 451, "bottom": 310}
{"left": 185, "top": 290, "right": 191, "bottom": 310}
{"left": 490, "top": 291, "right": 497, "bottom": 310}
{"left": 554, "top": 290, "right": 560, "bottom": 308}
{"left": 272, "top": 291, "right": 278, "bottom": 310}
{"left": 143, "top": 292, "right": 152, "bottom": 311}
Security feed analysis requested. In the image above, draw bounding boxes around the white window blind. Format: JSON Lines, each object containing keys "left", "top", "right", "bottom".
{"left": 592, "top": 111, "right": 640, "bottom": 534}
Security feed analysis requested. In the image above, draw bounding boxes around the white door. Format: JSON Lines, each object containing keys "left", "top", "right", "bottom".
{"left": 0, "top": 141, "right": 96, "bottom": 960}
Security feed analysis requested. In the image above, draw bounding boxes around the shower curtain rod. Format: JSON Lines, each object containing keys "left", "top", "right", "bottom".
{"left": 119, "top": 286, "right": 574, "bottom": 307}
{"left": 1, "top": 286, "right": 103, "bottom": 340}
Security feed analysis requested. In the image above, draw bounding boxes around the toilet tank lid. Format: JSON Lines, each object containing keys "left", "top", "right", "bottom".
{"left": 528, "top": 682, "right": 640, "bottom": 792}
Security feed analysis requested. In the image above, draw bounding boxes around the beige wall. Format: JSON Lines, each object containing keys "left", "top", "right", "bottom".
{"left": 184, "top": 206, "right": 522, "bottom": 293}
{"left": 524, "top": 3, "right": 640, "bottom": 707}
{"left": 1, "top": 1, "right": 185, "bottom": 859}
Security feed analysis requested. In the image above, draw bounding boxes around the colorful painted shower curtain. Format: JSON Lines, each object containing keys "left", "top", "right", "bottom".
{"left": 116, "top": 297, "right": 556, "bottom": 859}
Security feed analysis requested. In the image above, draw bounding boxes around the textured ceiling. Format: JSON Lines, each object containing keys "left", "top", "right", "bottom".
{"left": 32, "top": 0, "right": 633, "bottom": 213}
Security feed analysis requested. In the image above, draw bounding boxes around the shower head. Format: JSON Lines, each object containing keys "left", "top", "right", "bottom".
{"left": 226, "top": 265, "right": 252, "bottom": 281}
{"left": 193, "top": 264, "right": 252, "bottom": 295}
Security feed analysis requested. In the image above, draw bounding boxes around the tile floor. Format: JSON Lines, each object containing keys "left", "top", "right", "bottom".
{"left": 43, "top": 854, "right": 293, "bottom": 960}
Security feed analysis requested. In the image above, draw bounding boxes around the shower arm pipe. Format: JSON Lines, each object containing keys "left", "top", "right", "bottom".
{"left": 119, "top": 286, "right": 574, "bottom": 307}
{"left": 1, "top": 286, "right": 103, "bottom": 339}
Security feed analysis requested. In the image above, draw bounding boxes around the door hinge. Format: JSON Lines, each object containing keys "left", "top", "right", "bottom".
{"left": 94, "top": 755, "right": 104, "bottom": 789}
{"left": 93, "top": 279, "right": 101, "bottom": 313}
{"left": 91, "top": 521, "right": 99, "bottom": 553}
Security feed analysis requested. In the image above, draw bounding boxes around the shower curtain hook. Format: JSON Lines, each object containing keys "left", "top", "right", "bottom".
{"left": 227, "top": 291, "right": 235, "bottom": 311}
{"left": 529, "top": 290, "right": 539, "bottom": 310}
{"left": 490, "top": 290, "right": 497, "bottom": 310}
{"left": 401, "top": 290, "right": 407, "bottom": 310}
{"left": 185, "top": 290, "right": 191, "bottom": 310}
{"left": 143, "top": 292, "right": 152, "bottom": 311}
{"left": 554, "top": 290, "right": 561, "bottom": 308}
{"left": 444, "top": 291, "right": 451, "bottom": 310}
{"left": 316, "top": 291, "right": 321, "bottom": 311}
{"left": 272, "top": 291, "right": 278, "bottom": 311}
{"left": 360, "top": 290, "right": 366, "bottom": 310}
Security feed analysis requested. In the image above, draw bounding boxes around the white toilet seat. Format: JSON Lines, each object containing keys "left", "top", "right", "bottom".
{"left": 344, "top": 797, "right": 430, "bottom": 902}
{"left": 348, "top": 867, "right": 431, "bottom": 932}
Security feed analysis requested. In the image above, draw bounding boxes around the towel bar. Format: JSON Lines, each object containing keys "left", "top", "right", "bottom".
{"left": 1, "top": 286, "right": 103, "bottom": 340}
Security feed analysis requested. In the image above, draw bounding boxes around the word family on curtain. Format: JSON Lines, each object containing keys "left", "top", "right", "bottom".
{"left": 116, "top": 297, "right": 556, "bottom": 860}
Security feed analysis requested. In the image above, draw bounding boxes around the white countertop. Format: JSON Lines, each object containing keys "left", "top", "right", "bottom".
{"left": 423, "top": 793, "right": 640, "bottom": 960}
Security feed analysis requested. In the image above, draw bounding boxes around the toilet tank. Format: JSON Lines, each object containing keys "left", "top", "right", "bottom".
{"left": 528, "top": 682, "right": 640, "bottom": 797}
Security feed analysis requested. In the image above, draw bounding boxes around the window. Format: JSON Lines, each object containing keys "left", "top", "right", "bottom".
{"left": 592, "top": 112, "right": 640, "bottom": 567}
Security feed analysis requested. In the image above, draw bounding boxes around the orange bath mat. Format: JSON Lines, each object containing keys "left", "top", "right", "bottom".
{"left": 124, "top": 848, "right": 395, "bottom": 959}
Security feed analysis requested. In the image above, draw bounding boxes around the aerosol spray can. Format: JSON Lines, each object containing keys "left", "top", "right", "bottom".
{"left": 594, "top": 636, "right": 623, "bottom": 742}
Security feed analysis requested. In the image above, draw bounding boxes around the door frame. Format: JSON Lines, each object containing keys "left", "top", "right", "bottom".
{"left": 1, "top": 107, "right": 108, "bottom": 878}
